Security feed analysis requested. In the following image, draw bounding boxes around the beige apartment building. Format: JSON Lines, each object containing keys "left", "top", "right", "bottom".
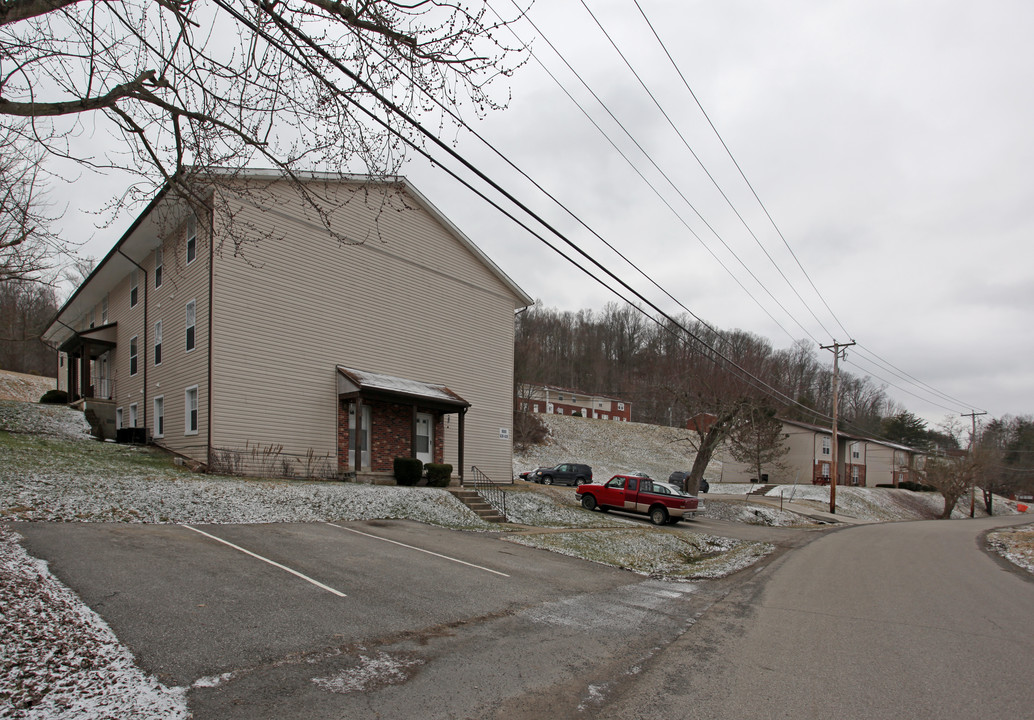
{"left": 44, "top": 172, "right": 532, "bottom": 484}
{"left": 721, "top": 418, "right": 919, "bottom": 487}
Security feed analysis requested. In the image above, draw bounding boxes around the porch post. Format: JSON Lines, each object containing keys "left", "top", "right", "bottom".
{"left": 68, "top": 352, "right": 78, "bottom": 401}
{"left": 81, "top": 341, "right": 92, "bottom": 398}
{"left": 458, "top": 407, "right": 466, "bottom": 484}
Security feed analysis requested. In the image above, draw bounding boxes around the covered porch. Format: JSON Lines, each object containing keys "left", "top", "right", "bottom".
{"left": 59, "top": 323, "right": 118, "bottom": 403}
{"left": 336, "top": 366, "right": 470, "bottom": 484}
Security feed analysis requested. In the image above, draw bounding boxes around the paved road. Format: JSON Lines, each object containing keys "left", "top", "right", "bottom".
{"left": 14, "top": 515, "right": 1032, "bottom": 718}
{"left": 590, "top": 515, "right": 1034, "bottom": 720}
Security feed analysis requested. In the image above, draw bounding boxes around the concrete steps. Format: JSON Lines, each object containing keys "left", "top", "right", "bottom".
{"left": 448, "top": 488, "right": 507, "bottom": 523}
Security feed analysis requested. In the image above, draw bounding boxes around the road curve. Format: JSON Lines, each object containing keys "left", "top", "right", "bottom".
{"left": 593, "top": 515, "right": 1034, "bottom": 720}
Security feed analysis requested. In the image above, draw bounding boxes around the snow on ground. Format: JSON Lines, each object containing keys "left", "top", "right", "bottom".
{"left": 505, "top": 528, "right": 774, "bottom": 581}
{"left": 2, "top": 399, "right": 782, "bottom": 717}
{"left": 0, "top": 524, "right": 188, "bottom": 719}
{"left": 513, "top": 414, "right": 710, "bottom": 483}
{"left": 0, "top": 371, "right": 55, "bottom": 404}
{"left": 987, "top": 524, "right": 1034, "bottom": 574}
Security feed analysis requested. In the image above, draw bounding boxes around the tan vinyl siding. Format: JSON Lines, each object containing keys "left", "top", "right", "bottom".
{"left": 145, "top": 217, "right": 211, "bottom": 462}
{"left": 107, "top": 274, "right": 145, "bottom": 427}
{"left": 209, "top": 180, "right": 523, "bottom": 481}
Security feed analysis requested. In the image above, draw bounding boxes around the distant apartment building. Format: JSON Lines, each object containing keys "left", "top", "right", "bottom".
{"left": 516, "top": 384, "right": 632, "bottom": 422}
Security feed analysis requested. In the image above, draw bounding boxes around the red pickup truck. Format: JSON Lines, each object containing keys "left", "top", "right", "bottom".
{"left": 576, "top": 474, "right": 699, "bottom": 525}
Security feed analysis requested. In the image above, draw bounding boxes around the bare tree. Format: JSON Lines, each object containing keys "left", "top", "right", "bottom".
{"left": 1, "top": 0, "right": 527, "bottom": 241}
{"left": 918, "top": 450, "right": 988, "bottom": 520}
{"left": 0, "top": 125, "right": 65, "bottom": 284}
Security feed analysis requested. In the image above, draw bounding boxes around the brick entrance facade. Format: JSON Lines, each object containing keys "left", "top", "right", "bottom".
{"left": 337, "top": 399, "right": 446, "bottom": 474}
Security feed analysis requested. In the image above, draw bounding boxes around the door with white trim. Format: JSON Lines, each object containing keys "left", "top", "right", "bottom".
{"left": 347, "top": 404, "right": 371, "bottom": 469}
{"left": 416, "top": 413, "right": 434, "bottom": 465}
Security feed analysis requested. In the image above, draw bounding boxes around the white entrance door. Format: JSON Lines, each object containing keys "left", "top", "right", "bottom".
{"left": 416, "top": 413, "right": 434, "bottom": 465}
{"left": 347, "top": 404, "right": 371, "bottom": 469}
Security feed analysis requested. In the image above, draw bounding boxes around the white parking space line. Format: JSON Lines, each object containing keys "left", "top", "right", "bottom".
{"left": 325, "top": 522, "right": 511, "bottom": 578}
{"left": 182, "top": 525, "right": 347, "bottom": 597}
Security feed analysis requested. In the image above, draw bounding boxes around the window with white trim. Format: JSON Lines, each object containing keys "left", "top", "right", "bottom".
{"left": 155, "top": 247, "right": 163, "bottom": 288}
{"left": 154, "top": 321, "right": 162, "bottom": 365}
{"left": 101, "top": 295, "right": 108, "bottom": 324}
{"left": 186, "top": 215, "right": 197, "bottom": 265}
{"left": 129, "top": 336, "right": 138, "bottom": 376}
{"left": 185, "top": 385, "right": 198, "bottom": 435}
{"left": 617, "top": 402, "right": 625, "bottom": 411}
{"left": 116, "top": 407, "right": 123, "bottom": 430}
{"left": 821, "top": 463, "right": 830, "bottom": 478}
{"left": 129, "top": 403, "right": 138, "bottom": 428}
{"left": 185, "top": 300, "right": 196, "bottom": 351}
{"left": 130, "top": 270, "right": 139, "bottom": 307}
{"left": 153, "top": 396, "right": 164, "bottom": 438}
{"left": 821, "top": 436, "right": 831, "bottom": 455}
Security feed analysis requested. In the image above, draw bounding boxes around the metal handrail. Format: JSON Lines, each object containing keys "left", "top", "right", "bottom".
{"left": 469, "top": 465, "right": 508, "bottom": 518}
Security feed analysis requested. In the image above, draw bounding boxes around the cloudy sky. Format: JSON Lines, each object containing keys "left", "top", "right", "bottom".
{"left": 60, "top": 0, "right": 1034, "bottom": 428}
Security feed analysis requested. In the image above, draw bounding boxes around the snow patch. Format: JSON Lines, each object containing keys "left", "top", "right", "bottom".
{"left": 312, "top": 652, "right": 423, "bottom": 694}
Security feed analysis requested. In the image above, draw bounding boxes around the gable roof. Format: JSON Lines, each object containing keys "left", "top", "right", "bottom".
{"left": 43, "top": 170, "right": 532, "bottom": 349}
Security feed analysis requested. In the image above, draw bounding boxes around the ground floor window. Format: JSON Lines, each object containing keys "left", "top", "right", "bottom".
{"left": 129, "top": 403, "right": 138, "bottom": 428}
{"left": 154, "top": 396, "right": 164, "bottom": 438}
{"left": 185, "top": 385, "right": 198, "bottom": 435}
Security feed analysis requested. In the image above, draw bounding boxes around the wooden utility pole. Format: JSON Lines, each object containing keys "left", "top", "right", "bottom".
{"left": 820, "top": 341, "right": 855, "bottom": 514}
{"left": 961, "top": 410, "right": 986, "bottom": 517}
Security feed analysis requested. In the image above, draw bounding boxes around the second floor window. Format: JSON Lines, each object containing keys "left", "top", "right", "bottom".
{"left": 155, "top": 248, "right": 163, "bottom": 288}
{"left": 129, "top": 336, "right": 138, "bottom": 376}
{"left": 185, "top": 300, "right": 196, "bottom": 351}
{"left": 130, "top": 270, "right": 139, "bottom": 307}
{"left": 186, "top": 215, "right": 197, "bottom": 265}
{"left": 821, "top": 436, "right": 831, "bottom": 455}
{"left": 154, "top": 321, "right": 163, "bottom": 365}
{"left": 101, "top": 295, "right": 108, "bottom": 324}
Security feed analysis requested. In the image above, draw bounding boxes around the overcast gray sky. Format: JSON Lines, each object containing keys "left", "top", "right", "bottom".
{"left": 62, "top": 0, "right": 1034, "bottom": 428}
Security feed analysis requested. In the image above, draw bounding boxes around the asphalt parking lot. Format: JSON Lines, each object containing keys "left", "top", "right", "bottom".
{"left": 15, "top": 520, "right": 656, "bottom": 699}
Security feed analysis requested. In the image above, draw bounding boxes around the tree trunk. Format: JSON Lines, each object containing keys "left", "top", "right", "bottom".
{"left": 686, "top": 428, "right": 723, "bottom": 495}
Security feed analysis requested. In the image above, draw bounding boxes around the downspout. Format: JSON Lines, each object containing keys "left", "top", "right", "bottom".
{"left": 207, "top": 201, "right": 215, "bottom": 467}
{"left": 117, "top": 249, "right": 147, "bottom": 433}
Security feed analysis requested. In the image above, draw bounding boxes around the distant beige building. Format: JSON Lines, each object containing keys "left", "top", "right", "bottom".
{"left": 721, "top": 418, "right": 920, "bottom": 487}
{"left": 43, "top": 172, "right": 532, "bottom": 484}
{"left": 516, "top": 384, "right": 632, "bottom": 422}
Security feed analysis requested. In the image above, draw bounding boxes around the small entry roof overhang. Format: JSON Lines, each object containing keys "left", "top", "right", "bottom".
{"left": 336, "top": 366, "right": 470, "bottom": 412}
{"left": 58, "top": 322, "right": 119, "bottom": 356}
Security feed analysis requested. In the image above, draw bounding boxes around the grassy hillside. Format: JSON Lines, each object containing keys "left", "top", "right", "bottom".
{"left": 513, "top": 414, "right": 724, "bottom": 482}
{"left": 0, "top": 369, "right": 56, "bottom": 403}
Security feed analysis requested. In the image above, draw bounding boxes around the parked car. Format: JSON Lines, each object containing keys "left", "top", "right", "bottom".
{"left": 529, "top": 463, "right": 593, "bottom": 486}
{"left": 668, "top": 471, "right": 709, "bottom": 494}
{"left": 577, "top": 474, "right": 699, "bottom": 525}
{"left": 518, "top": 467, "right": 548, "bottom": 481}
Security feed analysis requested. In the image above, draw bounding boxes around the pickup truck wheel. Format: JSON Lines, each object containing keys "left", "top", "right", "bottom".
{"left": 581, "top": 494, "right": 597, "bottom": 511}
{"left": 542, "top": 476, "right": 554, "bottom": 485}
{"left": 649, "top": 506, "right": 669, "bottom": 526}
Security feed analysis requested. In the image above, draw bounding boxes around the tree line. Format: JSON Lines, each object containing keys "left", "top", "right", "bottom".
{"left": 515, "top": 301, "right": 1034, "bottom": 499}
